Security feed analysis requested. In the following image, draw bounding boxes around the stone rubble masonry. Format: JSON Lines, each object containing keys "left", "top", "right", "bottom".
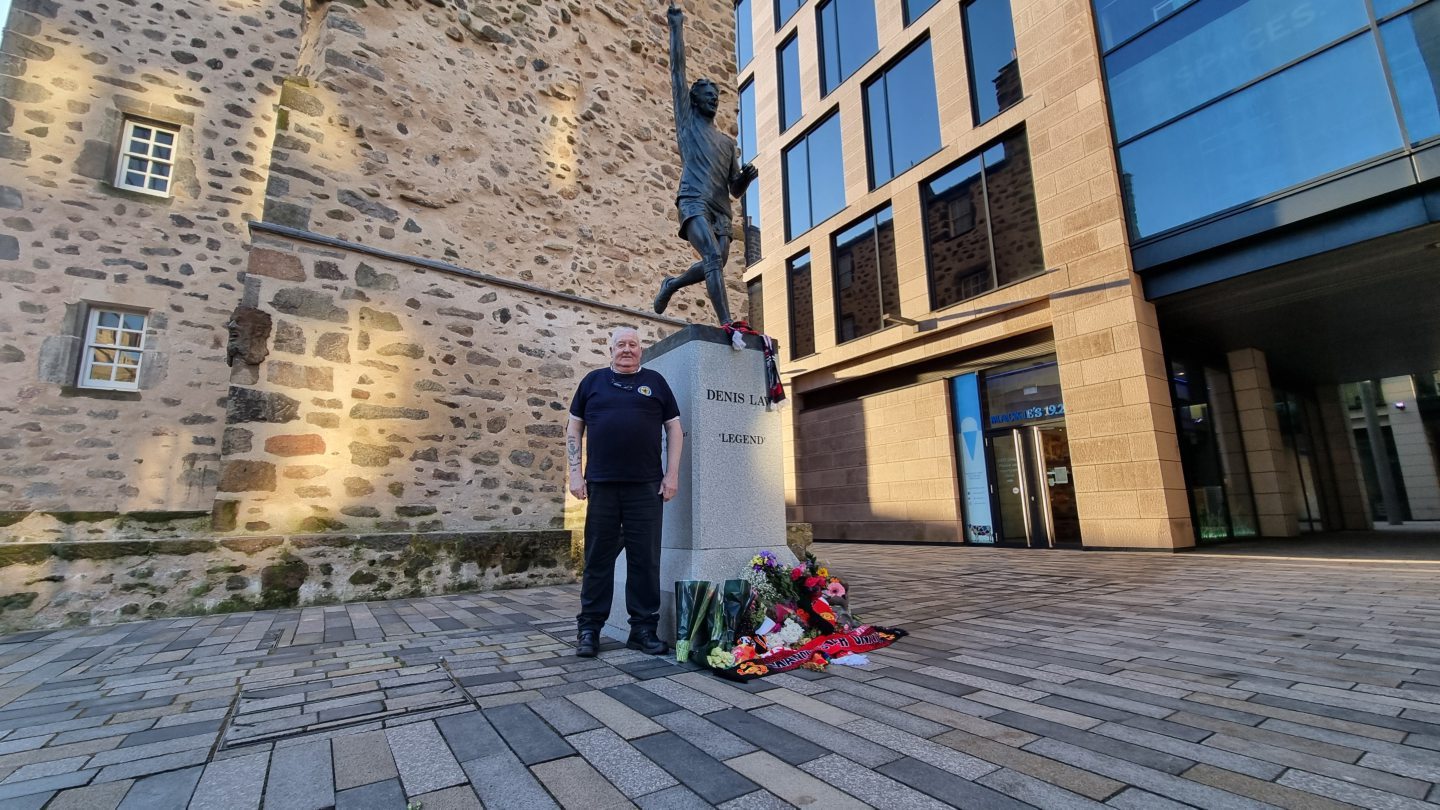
{"left": 214, "top": 243, "right": 673, "bottom": 540}
{"left": 0, "top": 530, "right": 573, "bottom": 632}
{"left": 0, "top": 0, "right": 289, "bottom": 519}
{"left": 0, "top": 0, "right": 741, "bottom": 628}
{"left": 265, "top": 0, "right": 745, "bottom": 317}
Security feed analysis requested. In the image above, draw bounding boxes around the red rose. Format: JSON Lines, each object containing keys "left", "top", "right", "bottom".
{"left": 804, "top": 576, "right": 822, "bottom": 589}
{"left": 790, "top": 567, "right": 804, "bottom": 580}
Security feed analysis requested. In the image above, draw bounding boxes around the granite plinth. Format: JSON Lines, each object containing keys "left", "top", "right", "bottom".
{"left": 604, "top": 326, "right": 791, "bottom": 642}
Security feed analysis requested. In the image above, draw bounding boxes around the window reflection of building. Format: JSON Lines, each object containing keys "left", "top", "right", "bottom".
{"left": 787, "top": 252, "right": 815, "bottom": 358}
{"left": 746, "top": 278, "right": 765, "bottom": 333}
{"left": 924, "top": 130, "right": 1044, "bottom": 310}
{"left": 831, "top": 207, "right": 898, "bottom": 343}
{"left": 963, "top": 0, "right": 1024, "bottom": 124}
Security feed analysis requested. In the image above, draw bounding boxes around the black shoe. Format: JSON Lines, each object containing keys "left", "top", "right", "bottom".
{"left": 626, "top": 629, "right": 668, "bottom": 656}
{"left": 576, "top": 629, "right": 599, "bottom": 658}
{"left": 653, "top": 277, "right": 677, "bottom": 314}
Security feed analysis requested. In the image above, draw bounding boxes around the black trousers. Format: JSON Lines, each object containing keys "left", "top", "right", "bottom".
{"left": 577, "top": 481, "right": 663, "bottom": 634}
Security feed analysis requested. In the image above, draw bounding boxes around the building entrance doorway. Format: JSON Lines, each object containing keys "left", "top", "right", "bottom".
{"left": 991, "top": 422, "right": 1080, "bottom": 547}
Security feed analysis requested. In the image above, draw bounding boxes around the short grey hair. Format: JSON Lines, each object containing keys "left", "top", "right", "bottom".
{"left": 608, "top": 326, "right": 639, "bottom": 347}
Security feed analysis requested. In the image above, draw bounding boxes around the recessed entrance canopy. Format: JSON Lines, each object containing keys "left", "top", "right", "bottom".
{"left": 1155, "top": 223, "right": 1440, "bottom": 383}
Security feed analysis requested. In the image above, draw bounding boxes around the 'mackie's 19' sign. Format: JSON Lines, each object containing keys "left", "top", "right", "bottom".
{"left": 706, "top": 388, "right": 768, "bottom": 407}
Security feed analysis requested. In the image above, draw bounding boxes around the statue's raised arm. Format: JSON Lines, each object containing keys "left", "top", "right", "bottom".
{"left": 668, "top": 2, "right": 690, "bottom": 128}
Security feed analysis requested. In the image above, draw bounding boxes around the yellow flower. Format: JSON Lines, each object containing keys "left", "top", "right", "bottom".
{"left": 817, "top": 568, "right": 828, "bottom": 578}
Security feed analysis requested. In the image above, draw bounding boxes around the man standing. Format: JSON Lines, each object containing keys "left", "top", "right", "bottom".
{"left": 567, "top": 327, "right": 683, "bottom": 657}
{"left": 652, "top": 0, "right": 758, "bottom": 326}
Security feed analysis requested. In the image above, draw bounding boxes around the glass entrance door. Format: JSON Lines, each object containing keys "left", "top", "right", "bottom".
{"left": 991, "top": 431, "right": 1031, "bottom": 544}
{"left": 989, "top": 422, "right": 1078, "bottom": 548}
{"left": 1036, "top": 424, "right": 1081, "bottom": 545}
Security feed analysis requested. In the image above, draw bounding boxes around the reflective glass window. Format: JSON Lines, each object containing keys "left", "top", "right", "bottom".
{"left": 737, "top": 0, "right": 754, "bottom": 70}
{"left": 864, "top": 40, "right": 942, "bottom": 187}
{"left": 739, "top": 80, "right": 758, "bottom": 164}
{"left": 788, "top": 252, "right": 816, "bottom": 358}
{"left": 779, "top": 35, "right": 803, "bottom": 132}
{"left": 1382, "top": 4, "right": 1440, "bottom": 144}
{"left": 783, "top": 113, "right": 846, "bottom": 240}
{"left": 743, "top": 180, "right": 763, "bottom": 266}
{"left": 1376, "top": 0, "right": 1420, "bottom": 17}
{"left": 747, "top": 278, "right": 765, "bottom": 333}
{"left": 832, "top": 206, "right": 898, "bottom": 343}
{"left": 1106, "top": 0, "right": 1368, "bottom": 142}
{"left": 963, "top": 0, "right": 1023, "bottom": 124}
{"left": 904, "top": 0, "right": 941, "bottom": 24}
{"left": 924, "top": 130, "right": 1044, "bottom": 309}
{"left": 777, "top": 0, "right": 805, "bottom": 28}
{"left": 818, "top": 0, "right": 880, "bottom": 95}
{"left": 1093, "top": 0, "right": 1198, "bottom": 50}
{"left": 1119, "top": 36, "right": 1403, "bottom": 237}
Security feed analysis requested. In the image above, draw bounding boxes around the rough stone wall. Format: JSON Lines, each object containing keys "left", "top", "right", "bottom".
{"left": 214, "top": 239, "right": 672, "bottom": 537}
{"left": 0, "top": 530, "right": 573, "bottom": 631}
{"left": 0, "top": 0, "right": 295, "bottom": 522}
{"left": 263, "top": 0, "right": 742, "bottom": 318}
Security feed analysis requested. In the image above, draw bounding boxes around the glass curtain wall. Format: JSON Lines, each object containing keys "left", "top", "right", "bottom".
{"left": 1169, "top": 357, "right": 1258, "bottom": 541}
{"left": 1276, "top": 389, "right": 1325, "bottom": 532}
{"left": 1095, "top": 0, "right": 1440, "bottom": 239}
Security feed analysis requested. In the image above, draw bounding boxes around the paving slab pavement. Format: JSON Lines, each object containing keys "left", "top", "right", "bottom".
{"left": 0, "top": 543, "right": 1438, "bottom": 808}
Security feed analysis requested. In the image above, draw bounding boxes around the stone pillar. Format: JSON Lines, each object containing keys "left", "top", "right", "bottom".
{"left": 607, "top": 326, "right": 790, "bottom": 643}
{"left": 1315, "top": 385, "right": 1372, "bottom": 530}
{"left": 1227, "top": 348, "right": 1300, "bottom": 537}
{"left": 1052, "top": 282, "right": 1194, "bottom": 549}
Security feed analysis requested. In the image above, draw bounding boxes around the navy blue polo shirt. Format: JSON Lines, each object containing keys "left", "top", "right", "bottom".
{"left": 569, "top": 367, "right": 680, "bottom": 483}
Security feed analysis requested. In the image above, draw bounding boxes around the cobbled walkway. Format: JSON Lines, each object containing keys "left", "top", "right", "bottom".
{"left": 1, "top": 543, "right": 1438, "bottom": 809}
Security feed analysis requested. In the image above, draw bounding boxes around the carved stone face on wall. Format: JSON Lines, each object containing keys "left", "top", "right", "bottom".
{"left": 226, "top": 306, "right": 273, "bottom": 367}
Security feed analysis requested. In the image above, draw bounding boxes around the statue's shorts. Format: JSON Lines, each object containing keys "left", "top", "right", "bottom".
{"left": 676, "top": 196, "right": 732, "bottom": 243}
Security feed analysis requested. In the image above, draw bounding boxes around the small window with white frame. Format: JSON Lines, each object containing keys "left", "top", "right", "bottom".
{"left": 114, "top": 119, "right": 179, "bottom": 197}
{"left": 80, "top": 308, "right": 147, "bottom": 390}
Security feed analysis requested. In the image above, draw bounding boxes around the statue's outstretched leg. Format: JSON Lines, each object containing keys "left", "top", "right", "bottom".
{"left": 660, "top": 216, "right": 731, "bottom": 324}
{"left": 704, "top": 236, "right": 732, "bottom": 325}
{"left": 654, "top": 260, "right": 705, "bottom": 314}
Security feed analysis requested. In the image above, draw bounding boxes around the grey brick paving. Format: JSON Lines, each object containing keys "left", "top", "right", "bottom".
{"left": 189, "top": 751, "right": 267, "bottom": 810}
{"left": 386, "top": 720, "right": 467, "bottom": 796}
{"left": 115, "top": 765, "right": 203, "bottom": 810}
{"left": 0, "top": 543, "right": 1439, "bottom": 807}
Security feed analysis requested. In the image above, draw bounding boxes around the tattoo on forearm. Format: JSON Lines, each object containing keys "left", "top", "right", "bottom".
{"left": 567, "top": 436, "right": 581, "bottom": 472}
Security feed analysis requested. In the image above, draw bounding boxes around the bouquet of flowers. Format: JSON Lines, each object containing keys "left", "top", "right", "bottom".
{"left": 698, "top": 550, "right": 905, "bottom": 682}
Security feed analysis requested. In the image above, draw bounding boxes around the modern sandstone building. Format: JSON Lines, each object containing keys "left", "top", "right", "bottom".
{"left": 738, "top": 0, "right": 1440, "bottom": 549}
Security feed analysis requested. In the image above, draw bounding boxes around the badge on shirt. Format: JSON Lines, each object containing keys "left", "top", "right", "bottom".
{"left": 638, "top": 385, "right": 653, "bottom": 397}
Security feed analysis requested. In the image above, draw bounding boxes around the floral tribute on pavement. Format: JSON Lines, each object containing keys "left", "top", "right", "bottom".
{"left": 673, "top": 551, "right": 907, "bottom": 682}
